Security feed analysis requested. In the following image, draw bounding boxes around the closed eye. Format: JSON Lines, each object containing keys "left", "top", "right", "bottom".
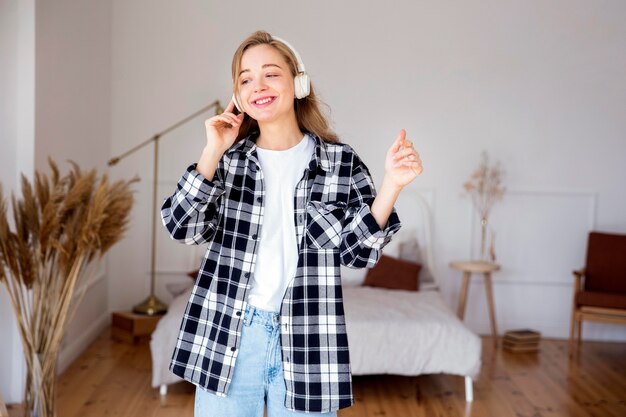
{"left": 241, "top": 74, "right": 279, "bottom": 85}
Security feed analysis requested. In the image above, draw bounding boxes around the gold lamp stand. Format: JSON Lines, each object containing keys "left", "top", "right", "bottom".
{"left": 109, "top": 99, "right": 225, "bottom": 315}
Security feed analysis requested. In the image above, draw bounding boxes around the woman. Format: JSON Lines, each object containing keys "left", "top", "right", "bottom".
{"left": 161, "top": 30, "right": 422, "bottom": 417}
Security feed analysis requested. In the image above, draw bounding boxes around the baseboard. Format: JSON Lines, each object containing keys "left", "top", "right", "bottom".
{"left": 465, "top": 319, "right": 626, "bottom": 342}
{"left": 57, "top": 312, "right": 110, "bottom": 374}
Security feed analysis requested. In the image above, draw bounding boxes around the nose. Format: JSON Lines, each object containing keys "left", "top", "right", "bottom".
{"left": 253, "top": 77, "right": 267, "bottom": 93}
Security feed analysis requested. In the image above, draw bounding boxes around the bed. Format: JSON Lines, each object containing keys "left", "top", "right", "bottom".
{"left": 150, "top": 190, "right": 481, "bottom": 401}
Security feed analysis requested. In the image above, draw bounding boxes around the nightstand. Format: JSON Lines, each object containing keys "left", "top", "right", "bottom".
{"left": 111, "top": 311, "right": 164, "bottom": 344}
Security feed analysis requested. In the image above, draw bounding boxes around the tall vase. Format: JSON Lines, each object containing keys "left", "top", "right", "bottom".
{"left": 24, "top": 351, "right": 56, "bottom": 417}
{"left": 480, "top": 217, "right": 488, "bottom": 261}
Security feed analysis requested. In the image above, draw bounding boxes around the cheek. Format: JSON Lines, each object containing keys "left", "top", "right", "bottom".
{"left": 237, "top": 87, "right": 252, "bottom": 107}
{"left": 278, "top": 81, "right": 295, "bottom": 100}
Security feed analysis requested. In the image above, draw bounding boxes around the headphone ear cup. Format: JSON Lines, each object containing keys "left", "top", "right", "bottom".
{"left": 232, "top": 93, "right": 242, "bottom": 113}
{"left": 294, "top": 74, "right": 310, "bottom": 99}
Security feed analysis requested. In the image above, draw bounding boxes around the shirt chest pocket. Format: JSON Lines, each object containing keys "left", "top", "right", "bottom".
{"left": 304, "top": 201, "right": 347, "bottom": 250}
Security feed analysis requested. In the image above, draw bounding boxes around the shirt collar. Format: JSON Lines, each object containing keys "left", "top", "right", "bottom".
{"left": 226, "top": 131, "right": 332, "bottom": 173}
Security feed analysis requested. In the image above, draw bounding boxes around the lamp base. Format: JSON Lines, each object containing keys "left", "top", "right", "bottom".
{"left": 133, "top": 295, "right": 168, "bottom": 316}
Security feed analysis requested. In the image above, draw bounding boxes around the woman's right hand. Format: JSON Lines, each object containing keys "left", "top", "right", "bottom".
{"left": 204, "top": 98, "right": 244, "bottom": 155}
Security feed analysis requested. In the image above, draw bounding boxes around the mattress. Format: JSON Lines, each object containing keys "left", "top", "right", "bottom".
{"left": 342, "top": 286, "right": 481, "bottom": 378}
{"left": 150, "top": 285, "right": 482, "bottom": 388}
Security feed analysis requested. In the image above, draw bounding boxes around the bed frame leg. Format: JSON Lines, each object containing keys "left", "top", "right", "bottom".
{"left": 160, "top": 384, "right": 168, "bottom": 396}
{"left": 464, "top": 376, "right": 474, "bottom": 402}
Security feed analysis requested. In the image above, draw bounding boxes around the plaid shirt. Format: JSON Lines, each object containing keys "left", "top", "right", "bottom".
{"left": 161, "top": 131, "right": 401, "bottom": 413}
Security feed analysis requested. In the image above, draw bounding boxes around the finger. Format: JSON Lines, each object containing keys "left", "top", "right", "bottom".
{"left": 392, "top": 148, "right": 417, "bottom": 161}
{"left": 390, "top": 129, "right": 406, "bottom": 153}
{"left": 227, "top": 108, "right": 245, "bottom": 119}
{"left": 222, "top": 112, "right": 243, "bottom": 123}
{"left": 393, "top": 159, "right": 420, "bottom": 166}
{"left": 394, "top": 160, "right": 423, "bottom": 170}
{"left": 221, "top": 113, "right": 240, "bottom": 125}
{"left": 392, "top": 148, "right": 415, "bottom": 161}
{"left": 394, "top": 154, "right": 422, "bottom": 166}
{"left": 211, "top": 115, "right": 234, "bottom": 125}
{"left": 220, "top": 112, "right": 240, "bottom": 122}
{"left": 209, "top": 115, "right": 237, "bottom": 127}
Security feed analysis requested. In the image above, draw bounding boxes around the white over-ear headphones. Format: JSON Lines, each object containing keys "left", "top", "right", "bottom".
{"left": 232, "top": 35, "right": 310, "bottom": 113}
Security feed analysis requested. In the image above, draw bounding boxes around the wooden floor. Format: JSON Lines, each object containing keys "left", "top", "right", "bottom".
{"left": 8, "top": 328, "right": 626, "bottom": 417}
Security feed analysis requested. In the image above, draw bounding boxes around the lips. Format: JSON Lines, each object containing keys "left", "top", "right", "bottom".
{"left": 251, "top": 96, "right": 276, "bottom": 108}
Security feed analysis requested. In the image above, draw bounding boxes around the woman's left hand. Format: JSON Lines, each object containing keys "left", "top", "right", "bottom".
{"left": 384, "top": 129, "right": 423, "bottom": 189}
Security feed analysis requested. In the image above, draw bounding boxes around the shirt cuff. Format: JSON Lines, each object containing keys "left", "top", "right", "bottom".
{"left": 351, "top": 201, "right": 402, "bottom": 250}
{"left": 178, "top": 164, "right": 225, "bottom": 203}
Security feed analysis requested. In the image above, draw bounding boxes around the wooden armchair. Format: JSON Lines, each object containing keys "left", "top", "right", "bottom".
{"left": 570, "top": 231, "right": 626, "bottom": 350}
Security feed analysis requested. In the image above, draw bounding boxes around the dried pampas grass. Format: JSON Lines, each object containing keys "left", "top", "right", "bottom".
{"left": 463, "top": 151, "right": 506, "bottom": 220}
{"left": 463, "top": 151, "right": 506, "bottom": 260}
{"left": 0, "top": 158, "right": 137, "bottom": 417}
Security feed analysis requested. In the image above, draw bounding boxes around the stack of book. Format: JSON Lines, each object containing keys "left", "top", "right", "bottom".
{"left": 503, "top": 329, "right": 541, "bottom": 352}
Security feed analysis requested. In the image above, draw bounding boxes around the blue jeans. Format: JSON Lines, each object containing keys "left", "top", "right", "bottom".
{"left": 194, "top": 304, "right": 338, "bottom": 417}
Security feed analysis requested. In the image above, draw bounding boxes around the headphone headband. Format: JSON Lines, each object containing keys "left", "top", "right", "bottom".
{"left": 271, "top": 35, "right": 306, "bottom": 75}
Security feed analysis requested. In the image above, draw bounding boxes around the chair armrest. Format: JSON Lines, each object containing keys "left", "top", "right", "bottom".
{"left": 572, "top": 268, "right": 585, "bottom": 292}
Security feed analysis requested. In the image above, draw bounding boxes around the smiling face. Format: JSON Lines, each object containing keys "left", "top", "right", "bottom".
{"left": 235, "top": 44, "right": 296, "bottom": 124}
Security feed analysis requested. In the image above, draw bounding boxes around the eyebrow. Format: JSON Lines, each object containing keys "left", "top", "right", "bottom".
{"left": 239, "top": 63, "right": 283, "bottom": 77}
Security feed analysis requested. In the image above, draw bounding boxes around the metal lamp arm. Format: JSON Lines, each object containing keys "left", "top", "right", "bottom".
{"left": 108, "top": 99, "right": 224, "bottom": 166}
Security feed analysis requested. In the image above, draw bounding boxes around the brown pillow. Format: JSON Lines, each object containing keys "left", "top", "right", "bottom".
{"left": 362, "top": 255, "right": 422, "bottom": 291}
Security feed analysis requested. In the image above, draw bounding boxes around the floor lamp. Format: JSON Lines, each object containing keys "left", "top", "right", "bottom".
{"left": 108, "top": 99, "right": 225, "bottom": 315}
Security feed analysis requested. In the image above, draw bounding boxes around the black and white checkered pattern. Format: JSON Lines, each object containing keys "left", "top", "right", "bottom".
{"left": 161, "top": 131, "right": 401, "bottom": 413}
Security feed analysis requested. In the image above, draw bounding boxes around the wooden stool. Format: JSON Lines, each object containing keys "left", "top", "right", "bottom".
{"left": 450, "top": 260, "right": 501, "bottom": 342}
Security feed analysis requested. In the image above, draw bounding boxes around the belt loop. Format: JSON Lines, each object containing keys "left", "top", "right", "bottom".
{"left": 244, "top": 304, "right": 254, "bottom": 326}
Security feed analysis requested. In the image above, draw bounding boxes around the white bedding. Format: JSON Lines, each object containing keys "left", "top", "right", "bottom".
{"left": 150, "top": 285, "right": 193, "bottom": 389}
{"left": 151, "top": 285, "right": 481, "bottom": 389}
{"left": 342, "top": 286, "right": 481, "bottom": 378}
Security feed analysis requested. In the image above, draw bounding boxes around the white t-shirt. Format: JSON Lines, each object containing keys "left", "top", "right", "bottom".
{"left": 246, "top": 133, "right": 316, "bottom": 312}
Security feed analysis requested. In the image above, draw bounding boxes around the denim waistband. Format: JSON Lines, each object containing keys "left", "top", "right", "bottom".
{"left": 244, "top": 303, "right": 280, "bottom": 327}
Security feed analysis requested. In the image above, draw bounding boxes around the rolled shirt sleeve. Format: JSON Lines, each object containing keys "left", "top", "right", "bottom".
{"left": 161, "top": 163, "right": 226, "bottom": 245}
{"left": 340, "top": 148, "right": 402, "bottom": 268}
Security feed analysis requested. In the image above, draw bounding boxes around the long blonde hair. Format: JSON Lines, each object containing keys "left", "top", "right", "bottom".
{"left": 231, "top": 31, "right": 339, "bottom": 143}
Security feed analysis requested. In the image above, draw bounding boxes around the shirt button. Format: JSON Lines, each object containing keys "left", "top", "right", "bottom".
{"left": 298, "top": 215, "right": 303, "bottom": 223}
{"left": 252, "top": 234, "right": 258, "bottom": 240}
{"left": 230, "top": 347, "right": 236, "bottom": 352}
{"left": 256, "top": 197, "right": 262, "bottom": 203}
{"left": 245, "top": 272, "right": 250, "bottom": 278}
{"left": 236, "top": 311, "right": 242, "bottom": 316}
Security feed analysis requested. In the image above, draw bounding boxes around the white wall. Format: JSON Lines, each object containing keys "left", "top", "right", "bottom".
{"left": 109, "top": 0, "right": 626, "bottom": 342}
{"left": 0, "top": 0, "right": 112, "bottom": 403}
{"left": 0, "top": 0, "right": 34, "bottom": 404}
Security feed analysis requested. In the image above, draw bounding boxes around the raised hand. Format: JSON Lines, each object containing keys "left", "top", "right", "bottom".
{"left": 204, "top": 98, "right": 245, "bottom": 155}
{"left": 384, "top": 129, "right": 423, "bottom": 189}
